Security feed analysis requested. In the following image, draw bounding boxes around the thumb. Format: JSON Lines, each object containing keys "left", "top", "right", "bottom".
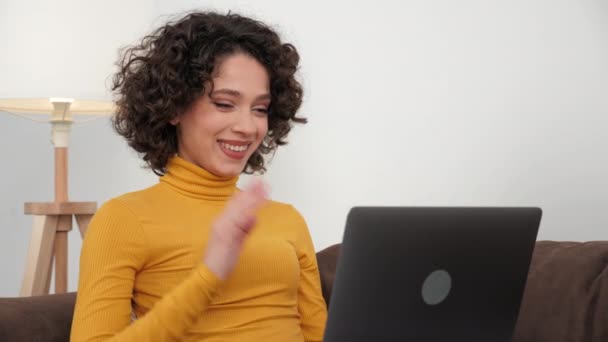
{"left": 239, "top": 179, "right": 268, "bottom": 213}
{"left": 245, "top": 178, "right": 268, "bottom": 201}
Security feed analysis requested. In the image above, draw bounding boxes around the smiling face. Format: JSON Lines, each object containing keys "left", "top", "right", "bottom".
{"left": 172, "top": 53, "right": 271, "bottom": 177}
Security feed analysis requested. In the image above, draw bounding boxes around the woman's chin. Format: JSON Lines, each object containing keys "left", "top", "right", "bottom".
{"left": 211, "top": 162, "right": 247, "bottom": 178}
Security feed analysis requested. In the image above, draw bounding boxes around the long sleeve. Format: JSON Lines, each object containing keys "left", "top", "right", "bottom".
{"left": 289, "top": 206, "right": 328, "bottom": 342}
{"left": 70, "top": 199, "right": 222, "bottom": 342}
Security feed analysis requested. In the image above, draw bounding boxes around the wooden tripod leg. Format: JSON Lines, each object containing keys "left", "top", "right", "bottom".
{"left": 44, "top": 253, "right": 54, "bottom": 294}
{"left": 54, "top": 215, "right": 72, "bottom": 294}
{"left": 20, "top": 215, "right": 58, "bottom": 296}
{"left": 54, "top": 232, "right": 68, "bottom": 294}
{"left": 75, "top": 214, "right": 94, "bottom": 238}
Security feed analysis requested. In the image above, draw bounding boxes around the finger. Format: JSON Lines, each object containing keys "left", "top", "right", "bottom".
{"left": 237, "top": 215, "right": 257, "bottom": 236}
{"left": 228, "top": 180, "right": 268, "bottom": 215}
{"left": 248, "top": 179, "right": 269, "bottom": 200}
{"left": 211, "top": 212, "right": 256, "bottom": 243}
{"left": 223, "top": 208, "right": 256, "bottom": 232}
{"left": 243, "top": 179, "right": 268, "bottom": 205}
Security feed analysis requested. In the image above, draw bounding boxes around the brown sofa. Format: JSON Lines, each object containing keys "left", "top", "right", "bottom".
{"left": 1, "top": 241, "right": 607, "bottom": 341}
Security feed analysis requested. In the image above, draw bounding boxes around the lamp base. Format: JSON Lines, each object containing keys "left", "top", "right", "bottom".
{"left": 20, "top": 201, "right": 97, "bottom": 296}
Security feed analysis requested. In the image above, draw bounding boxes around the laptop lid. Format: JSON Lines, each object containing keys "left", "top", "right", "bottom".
{"left": 324, "top": 207, "right": 542, "bottom": 342}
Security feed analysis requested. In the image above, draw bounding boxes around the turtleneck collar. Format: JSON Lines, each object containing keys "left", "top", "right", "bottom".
{"left": 160, "top": 156, "right": 238, "bottom": 201}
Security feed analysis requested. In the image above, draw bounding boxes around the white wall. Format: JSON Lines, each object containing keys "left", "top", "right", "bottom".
{"left": 0, "top": 0, "right": 159, "bottom": 296}
{"left": 0, "top": 0, "right": 606, "bottom": 296}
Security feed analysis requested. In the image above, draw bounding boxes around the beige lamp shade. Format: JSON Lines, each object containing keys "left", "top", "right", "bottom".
{"left": 0, "top": 97, "right": 116, "bottom": 147}
{"left": 0, "top": 98, "right": 115, "bottom": 122}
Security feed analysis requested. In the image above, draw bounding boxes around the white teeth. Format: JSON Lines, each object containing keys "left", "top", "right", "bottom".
{"left": 220, "top": 142, "right": 248, "bottom": 152}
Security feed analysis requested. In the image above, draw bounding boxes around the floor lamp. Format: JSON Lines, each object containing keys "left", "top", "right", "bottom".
{"left": 0, "top": 98, "right": 115, "bottom": 296}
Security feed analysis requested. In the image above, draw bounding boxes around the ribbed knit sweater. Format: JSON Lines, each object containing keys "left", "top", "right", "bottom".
{"left": 70, "top": 156, "right": 327, "bottom": 341}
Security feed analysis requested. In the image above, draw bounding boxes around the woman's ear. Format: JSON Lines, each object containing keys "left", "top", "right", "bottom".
{"left": 170, "top": 116, "right": 180, "bottom": 125}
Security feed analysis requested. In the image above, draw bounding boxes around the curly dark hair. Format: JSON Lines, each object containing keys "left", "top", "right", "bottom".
{"left": 112, "top": 11, "right": 305, "bottom": 176}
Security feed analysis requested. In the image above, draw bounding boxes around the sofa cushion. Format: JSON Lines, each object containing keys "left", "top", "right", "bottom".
{"left": 316, "top": 243, "right": 341, "bottom": 306}
{"left": 0, "top": 292, "right": 76, "bottom": 342}
{"left": 512, "top": 241, "right": 608, "bottom": 342}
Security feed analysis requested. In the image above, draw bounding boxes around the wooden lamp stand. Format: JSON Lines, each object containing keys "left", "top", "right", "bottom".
{"left": 20, "top": 99, "right": 97, "bottom": 296}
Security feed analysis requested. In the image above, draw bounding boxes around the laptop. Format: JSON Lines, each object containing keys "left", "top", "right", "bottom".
{"left": 324, "top": 207, "right": 542, "bottom": 342}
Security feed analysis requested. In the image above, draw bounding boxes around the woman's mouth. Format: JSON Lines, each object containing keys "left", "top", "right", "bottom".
{"left": 218, "top": 140, "right": 251, "bottom": 160}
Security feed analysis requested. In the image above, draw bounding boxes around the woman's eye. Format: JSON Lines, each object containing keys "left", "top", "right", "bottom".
{"left": 254, "top": 107, "right": 269, "bottom": 115}
{"left": 214, "top": 102, "right": 233, "bottom": 109}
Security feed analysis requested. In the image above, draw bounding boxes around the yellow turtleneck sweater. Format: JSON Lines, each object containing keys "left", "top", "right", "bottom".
{"left": 70, "top": 157, "right": 327, "bottom": 341}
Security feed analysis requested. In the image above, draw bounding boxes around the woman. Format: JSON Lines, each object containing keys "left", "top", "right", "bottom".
{"left": 71, "top": 11, "right": 327, "bottom": 341}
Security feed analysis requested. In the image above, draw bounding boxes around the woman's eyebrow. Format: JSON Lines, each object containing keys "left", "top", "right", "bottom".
{"left": 211, "top": 89, "right": 271, "bottom": 101}
{"left": 211, "top": 88, "right": 241, "bottom": 97}
{"left": 255, "top": 94, "right": 271, "bottom": 101}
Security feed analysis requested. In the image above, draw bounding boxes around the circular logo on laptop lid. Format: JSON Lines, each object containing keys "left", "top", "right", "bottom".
{"left": 421, "top": 269, "right": 452, "bottom": 305}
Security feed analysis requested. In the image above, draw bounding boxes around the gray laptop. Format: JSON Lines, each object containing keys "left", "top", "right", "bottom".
{"left": 324, "top": 207, "right": 542, "bottom": 342}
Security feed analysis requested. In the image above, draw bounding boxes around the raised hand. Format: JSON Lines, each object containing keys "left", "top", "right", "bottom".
{"left": 203, "top": 180, "right": 268, "bottom": 280}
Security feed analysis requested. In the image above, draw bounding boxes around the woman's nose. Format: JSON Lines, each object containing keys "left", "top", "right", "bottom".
{"left": 231, "top": 110, "right": 257, "bottom": 136}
